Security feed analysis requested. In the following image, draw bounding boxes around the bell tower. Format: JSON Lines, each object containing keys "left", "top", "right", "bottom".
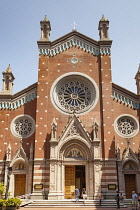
{"left": 40, "top": 15, "right": 51, "bottom": 41}
{"left": 0, "top": 64, "right": 15, "bottom": 95}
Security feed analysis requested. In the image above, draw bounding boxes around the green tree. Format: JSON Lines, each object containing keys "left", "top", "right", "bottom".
{"left": 0, "top": 183, "right": 5, "bottom": 198}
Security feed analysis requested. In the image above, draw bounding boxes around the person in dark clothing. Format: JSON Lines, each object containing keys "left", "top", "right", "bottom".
{"left": 98, "top": 192, "right": 104, "bottom": 206}
{"left": 116, "top": 191, "right": 120, "bottom": 209}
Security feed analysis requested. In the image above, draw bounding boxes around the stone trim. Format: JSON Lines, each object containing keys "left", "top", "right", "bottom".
{"left": 114, "top": 114, "right": 139, "bottom": 138}
{"left": 10, "top": 114, "right": 36, "bottom": 139}
{"left": 50, "top": 72, "right": 99, "bottom": 115}
{"left": 38, "top": 35, "right": 111, "bottom": 56}
{"left": 0, "top": 87, "right": 37, "bottom": 110}
{"left": 112, "top": 84, "right": 139, "bottom": 109}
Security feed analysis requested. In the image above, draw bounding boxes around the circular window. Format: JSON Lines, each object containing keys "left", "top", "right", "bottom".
{"left": 11, "top": 115, "right": 35, "bottom": 138}
{"left": 114, "top": 114, "right": 139, "bottom": 138}
{"left": 51, "top": 73, "right": 99, "bottom": 115}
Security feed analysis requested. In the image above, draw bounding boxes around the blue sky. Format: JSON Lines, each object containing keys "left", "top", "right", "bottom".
{"left": 0, "top": 0, "right": 140, "bottom": 93}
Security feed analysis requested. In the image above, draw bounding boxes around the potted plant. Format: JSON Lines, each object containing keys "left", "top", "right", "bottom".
{"left": 0, "top": 199, "right": 6, "bottom": 210}
{"left": 5, "top": 197, "right": 22, "bottom": 210}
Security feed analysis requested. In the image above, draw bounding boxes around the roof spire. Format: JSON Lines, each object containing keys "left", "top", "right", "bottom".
{"left": 5, "top": 64, "right": 12, "bottom": 73}
{"left": 40, "top": 16, "right": 51, "bottom": 41}
{"left": 0, "top": 65, "right": 15, "bottom": 95}
{"left": 98, "top": 15, "right": 110, "bottom": 40}
{"left": 44, "top": 15, "right": 49, "bottom": 21}
{"left": 100, "top": 14, "right": 108, "bottom": 21}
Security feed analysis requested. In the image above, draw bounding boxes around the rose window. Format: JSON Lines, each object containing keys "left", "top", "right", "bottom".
{"left": 58, "top": 80, "right": 91, "bottom": 112}
{"left": 51, "top": 74, "right": 98, "bottom": 114}
{"left": 11, "top": 115, "right": 35, "bottom": 138}
{"left": 114, "top": 115, "right": 139, "bottom": 138}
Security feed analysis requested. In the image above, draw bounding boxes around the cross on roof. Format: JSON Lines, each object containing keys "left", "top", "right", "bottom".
{"left": 72, "top": 21, "right": 78, "bottom": 30}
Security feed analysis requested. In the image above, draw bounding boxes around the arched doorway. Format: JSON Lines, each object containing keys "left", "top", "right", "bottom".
{"left": 123, "top": 160, "right": 138, "bottom": 198}
{"left": 13, "top": 161, "right": 27, "bottom": 196}
{"left": 48, "top": 135, "right": 94, "bottom": 200}
{"left": 61, "top": 140, "right": 92, "bottom": 199}
{"left": 64, "top": 146, "right": 86, "bottom": 199}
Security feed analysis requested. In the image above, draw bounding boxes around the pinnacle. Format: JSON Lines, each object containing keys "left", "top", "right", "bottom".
{"left": 5, "top": 64, "right": 12, "bottom": 73}
{"left": 43, "top": 15, "right": 49, "bottom": 21}
{"left": 100, "top": 14, "right": 108, "bottom": 21}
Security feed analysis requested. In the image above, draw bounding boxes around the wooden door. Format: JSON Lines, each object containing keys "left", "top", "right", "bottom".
{"left": 125, "top": 174, "right": 136, "bottom": 198}
{"left": 65, "top": 166, "right": 75, "bottom": 199}
{"left": 75, "top": 165, "right": 85, "bottom": 198}
{"left": 14, "top": 174, "right": 26, "bottom": 196}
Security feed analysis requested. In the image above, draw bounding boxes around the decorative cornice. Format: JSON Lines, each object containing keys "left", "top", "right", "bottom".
{"left": 38, "top": 31, "right": 111, "bottom": 56}
{"left": 112, "top": 83, "right": 139, "bottom": 109}
{"left": 0, "top": 83, "right": 37, "bottom": 110}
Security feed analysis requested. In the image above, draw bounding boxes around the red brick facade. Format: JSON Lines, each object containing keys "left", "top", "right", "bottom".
{"left": 0, "top": 16, "right": 140, "bottom": 199}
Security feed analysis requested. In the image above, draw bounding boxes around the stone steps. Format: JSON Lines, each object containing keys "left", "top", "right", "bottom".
{"left": 23, "top": 199, "right": 129, "bottom": 208}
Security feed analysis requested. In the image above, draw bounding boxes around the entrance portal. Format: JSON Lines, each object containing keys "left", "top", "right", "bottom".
{"left": 14, "top": 174, "right": 26, "bottom": 196}
{"left": 65, "top": 165, "right": 85, "bottom": 199}
{"left": 125, "top": 174, "right": 136, "bottom": 198}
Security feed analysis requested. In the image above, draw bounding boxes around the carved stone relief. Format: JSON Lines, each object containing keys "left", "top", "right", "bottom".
{"left": 50, "top": 163, "right": 56, "bottom": 191}
{"left": 94, "top": 146, "right": 100, "bottom": 159}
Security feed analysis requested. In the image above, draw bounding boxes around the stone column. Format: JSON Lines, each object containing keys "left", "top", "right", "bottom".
{"left": 48, "top": 134, "right": 59, "bottom": 199}
{"left": 56, "top": 161, "right": 64, "bottom": 199}
{"left": 86, "top": 161, "right": 94, "bottom": 199}
{"left": 94, "top": 162, "right": 101, "bottom": 199}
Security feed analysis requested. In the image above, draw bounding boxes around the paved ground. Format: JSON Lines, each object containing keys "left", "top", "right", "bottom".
{"left": 20, "top": 207, "right": 137, "bottom": 210}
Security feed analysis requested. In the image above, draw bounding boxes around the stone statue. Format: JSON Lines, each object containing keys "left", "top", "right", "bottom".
{"left": 6, "top": 143, "right": 11, "bottom": 161}
{"left": 93, "top": 121, "right": 99, "bottom": 139}
{"left": 51, "top": 118, "right": 57, "bottom": 140}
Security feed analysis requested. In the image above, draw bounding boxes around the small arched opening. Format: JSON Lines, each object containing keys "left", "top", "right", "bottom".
{"left": 123, "top": 160, "right": 139, "bottom": 198}
{"left": 12, "top": 160, "right": 27, "bottom": 197}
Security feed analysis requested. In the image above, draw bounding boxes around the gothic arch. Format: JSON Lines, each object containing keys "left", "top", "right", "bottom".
{"left": 11, "top": 157, "right": 27, "bottom": 170}
{"left": 58, "top": 136, "right": 92, "bottom": 160}
{"left": 6, "top": 145, "right": 30, "bottom": 198}
{"left": 122, "top": 146, "right": 139, "bottom": 167}
{"left": 123, "top": 160, "right": 139, "bottom": 171}
{"left": 9, "top": 145, "right": 29, "bottom": 169}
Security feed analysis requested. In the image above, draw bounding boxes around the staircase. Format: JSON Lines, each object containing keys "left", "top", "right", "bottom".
{"left": 22, "top": 199, "right": 130, "bottom": 208}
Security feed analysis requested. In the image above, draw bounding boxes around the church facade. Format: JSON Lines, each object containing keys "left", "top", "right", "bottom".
{"left": 0, "top": 16, "right": 140, "bottom": 200}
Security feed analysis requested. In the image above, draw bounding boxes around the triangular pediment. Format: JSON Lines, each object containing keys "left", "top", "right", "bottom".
{"left": 122, "top": 146, "right": 138, "bottom": 163}
{"left": 52, "top": 30, "right": 98, "bottom": 46}
{"left": 11, "top": 144, "right": 28, "bottom": 165}
{"left": 58, "top": 114, "right": 92, "bottom": 143}
{"left": 38, "top": 30, "right": 111, "bottom": 56}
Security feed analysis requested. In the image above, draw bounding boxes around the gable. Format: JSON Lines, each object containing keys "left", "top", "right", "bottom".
{"left": 122, "top": 146, "right": 139, "bottom": 164}
{"left": 58, "top": 114, "right": 92, "bottom": 143}
{"left": 38, "top": 31, "right": 111, "bottom": 57}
